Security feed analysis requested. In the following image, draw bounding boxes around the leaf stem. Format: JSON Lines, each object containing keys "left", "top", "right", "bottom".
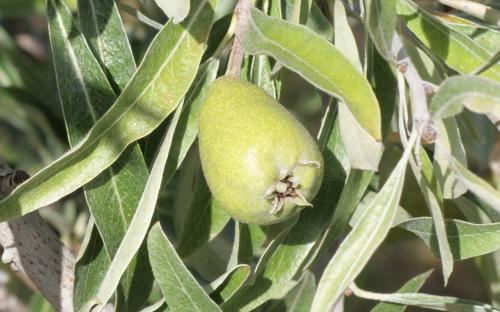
{"left": 226, "top": 0, "right": 252, "bottom": 78}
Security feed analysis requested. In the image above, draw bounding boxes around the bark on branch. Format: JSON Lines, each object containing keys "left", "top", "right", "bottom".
{"left": 0, "top": 160, "right": 74, "bottom": 312}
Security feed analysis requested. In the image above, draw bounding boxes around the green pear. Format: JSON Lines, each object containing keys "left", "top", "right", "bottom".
{"left": 198, "top": 77, "right": 324, "bottom": 225}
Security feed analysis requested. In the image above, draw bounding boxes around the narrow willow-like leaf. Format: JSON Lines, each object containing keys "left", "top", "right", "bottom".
{"left": 291, "top": 0, "right": 312, "bottom": 24}
{"left": 308, "top": 169, "right": 374, "bottom": 267}
{"left": 176, "top": 171, "right": 230, "bottom": 258}
{"left": 350, "top": 191, "right": 414, "bottom": 229}
{"left": 450, "top": 157, "right": 500, "bottom": 212}
{"left": 352, "top": 283, "right": 497, "bottom": 312}
{"left": 431, "top": 76, "right": 500, "bottom": 120}
{"left": 222, "top": 109, "right": 348, "bottom": 312}
{"left": 163, "top": 60, "right": 219, "bottom": 183}
{"left": 311, "top": 131, "right": 417, "bottom": 311}
{"left": 47, "top": 0, "right": 152, "bottom": 308}
{"left": 434, "top": 118, "right": 467, "bottom": 199}
{"left": 83, "top": 104, "right": 185, "bottom": 311}
{"left": 398, "top": 0, "right": 500, "bottom": 82}
{"left": 268, "top": 271, "right": 316, "bottom": 312}
{"left": 283, "top": 0, "right": 333, "bottom": 39}
{"left": 0, "top": 0, "right": 216, "bottom": 222}
{"left": 210, "top": 265, "right": 251, "bottom": 302}
{"left": 365, "top": 0, "right": 397, "bottom": 61}
{"left": 436, "top": 13, "right": 500, "bottom": 55}
{"left": 413, "top": 153, "right": 454, "bottom": 283}
{"left": 155, "top": 0, "right": 190, "bottom": 24}
{"left": 372, "top": 270, "right": 432, "bottom": 312}
{"left": 74, "top": 221, "right": 110, "bottom": 311}
{"left": 250, "top": 55, "right": 277, "bottom": 98}
{"left": 139, "top": 299, "right": 166, "bottom": 312}
{"left": 400, "top": 217, "right": 500, "bottom": 260}
{"left": 334, "top": 0, "right": 383, "bottom": 171}
{"left": 244, "top": 8, "right": 381, "bottom": 140}
{"left": 148, "top": 223, "right": 221, "bottom": 312}
{"left": 397, "top": 72, "right": 454, "bottom": 284}
{"left": 78, "top": 0, "right": 136, "bottom": 91}
{"left": 366, "top": 38, "right": 398, "bottom": 138}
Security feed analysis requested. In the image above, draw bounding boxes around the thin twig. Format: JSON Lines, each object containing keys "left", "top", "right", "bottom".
{"left": 226, "top": 0, "right": 252, "bottom": 78}
{"left": 0, "top": 160, "right": 74, "bottom": 311}
{"left": 438, "top": 0, "right": 500, "bottom": 28}
{"left": 391, "top": 31, "right": 437, "bottom": 149}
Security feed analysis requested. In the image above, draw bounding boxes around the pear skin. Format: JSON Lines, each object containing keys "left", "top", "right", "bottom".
{"left": 199, "top": 77, "right": 324, "bottom": 225}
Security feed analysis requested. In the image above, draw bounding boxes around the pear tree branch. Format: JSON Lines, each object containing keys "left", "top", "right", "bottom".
{"left": 0, "top": 160, "right": 74, "bottom": 312}
{"left": 226, "top": 0, "right": 252, "bottom": 78}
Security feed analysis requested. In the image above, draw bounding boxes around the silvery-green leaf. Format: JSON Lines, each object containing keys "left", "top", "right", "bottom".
{"left": 0, "top": 0, "right": 217, "bottom": 222}
{"left": 431, "top": 76, "right": 500, "bottom": 120}
{"left": 338, "top": 103, "right": 383, "bottom": 170}
{"left": 283, "top": 0, "right": 333, "bottom": 39}
{"left": 210, "top": 264, "right": 251, "bottom": 302}
{"left": 352, "top": 283, "right": 497, "bottom": 311}
{"left": 349, "top": 191, "right": 413, "bottom": 229}
{"left": 450, "top": 156, "right": 500, "bottom": 212}
{"left": 74, "top": 220, "right": 110, "bottom": 311}
{"left": 365, "top": 39, "right": 398, "bottom": 138}
{"left": 155, "top": 0, "right": 190, "bottom": 24}
{"left": 433, "top": 118, "right": 467, "bottom": 199}
{"left": 371, "top": 270, "right": 433, "bottom": 312}
{"left": 334, "top": 0, "right": 383, "bottom": 171}
{"left": 250, "top": 55, "right": 277, "bottom": 98}
{"left": 365, "top": 0, "right": 397, "bottom": 61}
{"left": 397, "top": 72, "right": 454, "bottom": 284}
{"left": 47, "top": 0, "right": 152, "bottom": 308}
{"left": 244, "top": 8, "right": 381, "bottom": 140}
{"left": 148, "top": 223, "right": 221, "bottom": 311}
{"left": 289, "top": 0, "right": 312, "bottom": 24}
{"left": 78, "top": 0, "right": 136, "bottom": 91}
{"left": 82, "top": 103, "right": 184, "bottom": 311}
{"left": 310, "top": 130, "right": 417, "bottom": 311}
{"left": 267, "top": 271, "right": 316, "bottom": 312}
{"left": 398, "top": 0, "right": 500, "bottom": 82}
{"left": 438, "top": 14, "right": 500, "bottom": 54}
{"left": 400, "top": 217, "right": 500, "bottom": 260}
{"left": 164, "top": 60, "right": 220, "bottom": 184}
{"left": 176, "top": 171, "right": 230, "bottom": 258}
{"left": 307, "top": 169, "right": 374, "bottom": 268}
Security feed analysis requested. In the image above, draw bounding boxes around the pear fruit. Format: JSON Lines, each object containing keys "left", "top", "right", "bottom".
{"left": 198, "top": 77, "right": 324, "bottom": 225}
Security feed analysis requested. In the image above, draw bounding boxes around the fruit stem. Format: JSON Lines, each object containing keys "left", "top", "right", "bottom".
{"left": 226, "top": 0, "right": 252, "bottom": 78}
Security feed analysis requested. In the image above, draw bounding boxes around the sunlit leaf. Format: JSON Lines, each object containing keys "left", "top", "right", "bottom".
{"left": 310, "top": 131, "right": 417, "bottom": 311}
{"left": 371, "top": 270, "right": 433, "bottom": 312}
{"left": 148, "top": 223, "right": 221, "bottom": 311}
{"left": 0, "top": 0, "right": 217, "bottom": 222}
{"left": 398, "top": 0, "right": 500, "bottom": 82}
{"left": 365, "top": 0, "right": 397, "bottom": 61}
{"left": 155, "top": 0, "right": 190, "bottom": 24}
{"left": 244, "top": 8, "right": 381, "bottom": 140}
{"left": 352, "top": 283, "right": 496, "bottom": 311}
{"left": 48, "top": 0, "right": 152, "bottom": 308}
{"left": 400, "top": 217, "right": 500, "bottom": 260}
{"left": 431, "top": 76, "right": 500, "bottom": 120}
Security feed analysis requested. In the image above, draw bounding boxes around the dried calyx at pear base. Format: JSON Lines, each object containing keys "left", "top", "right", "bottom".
{"left": 198, "top": 77, "right": 324, "bottom": 225}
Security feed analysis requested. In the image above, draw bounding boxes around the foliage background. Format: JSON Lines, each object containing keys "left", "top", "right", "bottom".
{"left": 0, "top": 0, "right": 499, "bottom": 311}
